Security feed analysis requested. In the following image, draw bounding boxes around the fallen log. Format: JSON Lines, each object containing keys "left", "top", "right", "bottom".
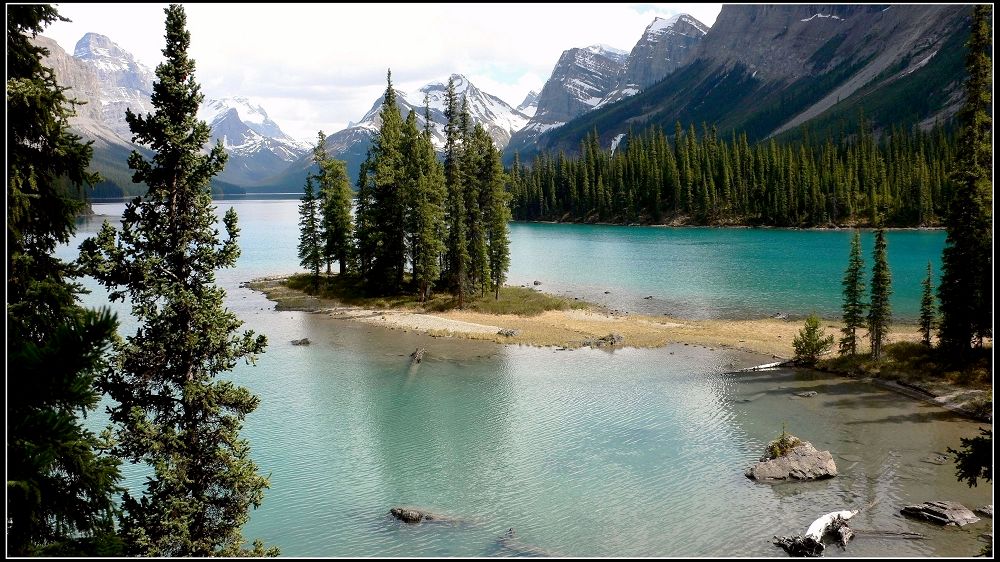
{"left": 410, "top": 347, "right": 426, "bottom": 365}
{"left": 773, "top": 509, "right": 858, "bottom": 557}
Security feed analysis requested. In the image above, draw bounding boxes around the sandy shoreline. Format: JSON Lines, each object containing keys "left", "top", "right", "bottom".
{"left": 247, "top": 275, "right": 925, "bottom": 359}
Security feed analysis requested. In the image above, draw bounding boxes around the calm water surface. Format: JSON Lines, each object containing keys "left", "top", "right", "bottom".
{"left": 62, "top": 199, "right": 989, "bottom": 557}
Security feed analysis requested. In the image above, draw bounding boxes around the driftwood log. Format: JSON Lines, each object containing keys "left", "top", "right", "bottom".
{"left": 773, "top": 509, "right": 858, "bottom": 557}
{"left": 410, "top": 347, "right": 426, "bottom": 365}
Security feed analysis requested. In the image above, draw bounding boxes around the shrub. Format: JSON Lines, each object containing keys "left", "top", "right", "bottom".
{"left": 793, "top": 313, "right": 835, "bottom": 364}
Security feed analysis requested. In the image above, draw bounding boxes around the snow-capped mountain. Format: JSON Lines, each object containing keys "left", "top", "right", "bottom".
{"left": 266, "top": 74, "right": 529, "bottom": 190}
{"left": 196, "top": 98, "right": 310, "bottom": 185}
{"left": 50, "top": 33, "right": 308, "bottom": 188}
{"left": 73, "top": 32, "right": 156, "bottom": 140}
{"left": 596, "top": 14, "right": 708, "bottom": 108}
{"left": 505, "top": 44, "right": 628, "bottom": 158}
{"left": 516, "top": 90, "right": 539, "bottom": 118}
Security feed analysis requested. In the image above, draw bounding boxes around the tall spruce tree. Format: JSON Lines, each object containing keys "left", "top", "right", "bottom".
{"left": 298, "top": 176, "right": 322, "bottom": 283}
{"left": 464, "top": 124, "right": 492, "bottom": 296}
{"left": 405, "top": 101, "right": 446, "bottom": 302}
{"left": 357, "top": 70, "right": 405, "bottom": 293}
{"left": 7, "top": 5, "right": 122, "bottom": 555}
{"left": 482, "top": 134, "right": 511, "bottom": 300}
{"left": 78, "top": 5, "right": 276, "bottom": 556}
{"left": 443, "top": 77, "right": 469, "bottom": 306}
{"left": 867, "top": 226, "right": 892, "bottom": 360}
{"left": 313, "top": 131, "right": 354, "bottom": 274}
{"left": 938, "top": 5, "right": 993, "bottom": 358}
{"left": 919, "top": 261, "right": 936, "bottom": 346}
{"left": 839, "top": 230, "right": 866, "bottom": 355}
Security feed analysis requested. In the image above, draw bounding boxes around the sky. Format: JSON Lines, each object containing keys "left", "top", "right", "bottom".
{"left": 46, "top": 3, "right": 722, "bottom": 142}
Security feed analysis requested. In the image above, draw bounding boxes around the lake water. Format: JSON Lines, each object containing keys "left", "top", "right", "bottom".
{"left": 61, "top": 199, "right": 990, "bottom": 557}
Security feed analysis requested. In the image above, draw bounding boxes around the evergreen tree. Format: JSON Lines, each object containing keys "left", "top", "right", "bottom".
{"left": 406, "top": 101, "right": 446, "bottom": 302}
{"left": 7, "top": 5, "right": 122, "bottom": 554}
{"left": 938, "top": 5, "right": 993, "bottom": 358}
{"left": 78, "top": 5, "right": 276, "bottom": 556}
{"left": 464, "top": 124, "right": 492, "bottom": 296}
{"left": 443, "top": 77, "right": 469, "bottom": 306}
{"left": 867, "top": 226, "right": 892, "bottom": 360}
{"left": 949, "top": 428, "right": 993, "bottom": 487}
{"left": 919, "top": 261, "right": 936, "bottom": 346}
{"left": 298, "top": 176, "right": 322, "bottom": 283}
{"left": 358, "top": 70, "right": 406, "bottom": 293}
{"left": 793, "top": 313, "right": 835, "bottom": 365}
{"left": 312, "top": 131, "right": 354, "bottom": 274}
{"left": 479, "top": 133, "right": 511, "bottom": 300}
{"left": 839, "top": 230, "right": 866, "bottom": 355}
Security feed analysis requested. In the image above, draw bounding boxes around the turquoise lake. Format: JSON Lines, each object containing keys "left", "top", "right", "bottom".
{"left": 62, "top": 199, "right": 991, "bottom": 557}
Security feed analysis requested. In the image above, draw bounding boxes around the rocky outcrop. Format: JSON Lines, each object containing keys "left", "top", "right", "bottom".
{"left": 901, "top": 501, "right": 981, "bottom": 526}
{"left": 584, "top": 333, "right": 624, "bottom": 348}
{"left": 746, "top": 438, "right": 838, "bottom": 481}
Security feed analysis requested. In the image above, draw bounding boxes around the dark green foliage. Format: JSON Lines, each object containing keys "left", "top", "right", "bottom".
{"left": 948, "top": 428, "right": 993, "bottom": 487}
{"left": 7, "top": 4, "right": 122, "bottom": 555}
{"left": 298, "top": 175, "right": 322, "bottom": 281}
{"left": 938, "top": 5, "right": 993, "bottom": 359}
{"left": 766, "top": 424, "right": 802, "bottom": 460}
{"left": 867, "top": 226, "right": 892, "bottom": 360}
{"left": 313, "top": 131, "right": 354, "bottom": 274}
{"left": 793, "top": 313, "right": 835, "bottom": 365}
{"left": 919, "top": 262, "right": 936, "bottom": 346}
{"left": 510, "top": 118, "right": 956, "bottom": 227}
{"left": 357, "top": 70, "right": 406, "bottom": 293}
{"left": 403, "top": 102, "right": 446, "bottom": 302}
{"left": 77, "top": 5, "right": 275, "bottom": 556}
{"left": 443, "top": 77, "right": 470, "bottom": 305}
{"left": 839, "top": 230, "right": 866, "bottom": 355}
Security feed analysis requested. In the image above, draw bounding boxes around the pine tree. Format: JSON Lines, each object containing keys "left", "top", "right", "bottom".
{"left": 793, "top": 313, "right": 835, "bottom": 365}
{"left": 7, "top": 7, "right": 122, "bottom": 554}
{"left": 478, "top": 131, "right": 511, "bottom": 300}
{"left": 938, "top": 5, "right": 993, "bottom": 358}
{"left": 77, "top": 5, "right": 276, "bottom": 556}
{"left": 839, "top": 230, "right": 866, "bottom": 355}
{"left": 867, "top": 226, "right": 892, "bottom": 360}
{"left": 313, "top": 131, "right": 354, "bottom": 274}
{"left": 464, "top": 124, "right": 492, "bottom": 296}
{"left": 406, "top": 101, "right": 446, "bottom": 302}
{"left": 919, "top": 261, "right": 935, "bottom": 346}
{"left": 359, "top": 70, "right": 406, "bottom": 293}
{"left": 298, "top": 176, "right": 322, "bottom": 283}
{"left": 443, "top": 77, "right": 469, "bottom": 306}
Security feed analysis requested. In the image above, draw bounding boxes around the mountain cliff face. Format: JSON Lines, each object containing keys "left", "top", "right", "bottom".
{"left": 73, "top": 32, "right": 155, "bottom": 141}
{"left": 263, "top": 74, "right": 529, "bottom": 191}
{"left": 39, "top": 33, "right": 307, "bottom": 191}
{"left": 529, "top": 4, "right": 972, "bottom": 159}
{"left": 505, "top": 45, "right": 628, "bottom": 158}
{"left": 516, "top": 90, "right": 539, "bottom": 118}
{"left": 597, "top": 14, "right": 708, "bottom": 108}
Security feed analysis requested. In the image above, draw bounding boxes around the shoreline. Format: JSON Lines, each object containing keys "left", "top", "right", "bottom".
{"left": 512, "top": 219, "right": 946, "bottom": 231}
{"left": 246, "top": 275, "right": 927, "bottom": 359}
{"left": 247, "top": 274, "right": 991, "bottom": 422}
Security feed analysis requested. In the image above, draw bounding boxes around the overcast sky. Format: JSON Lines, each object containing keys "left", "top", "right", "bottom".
{"left": 46, "top": 3, "right": 722, "bottom": 142}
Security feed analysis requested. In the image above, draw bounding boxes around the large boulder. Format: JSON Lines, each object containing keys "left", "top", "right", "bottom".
{"left": 746, "top": 439, "right": 838, "bottom": 482}
{"left": 901, "top": 501, "right": 980, "bottom": 526}
{"left": 390, "top": 507, "right": 431, "bottom": 523}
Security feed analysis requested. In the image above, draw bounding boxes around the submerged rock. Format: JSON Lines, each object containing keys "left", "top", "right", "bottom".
{"left": 390, "top": 507, "right": 436, "bottom": 524}
{"left": 795, "top": 391, "right": 818, "bottom": 398}
{"left": 746, "top": 437, "right": 837, "bottom": 482}
{"left": 901, "top": 501, "right": 980, "bottom": 526}
{"left": 975, "top": 505, "right": 993, "bottom": 518}
{"left": 291, "top": 338, "right": 311, "bottom": 346}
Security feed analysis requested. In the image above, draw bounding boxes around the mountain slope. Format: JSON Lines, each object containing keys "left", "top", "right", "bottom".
{"left": 531, "top": 4, "right": 971, "bottom": 159}
{"left": 505, "top": 45, "right": 628, "bottom": 158}
{"left": 258, "top": 74, "right": 529, "bottom": 191}
{"left": 596, "top": 14, "right": 708, "bottom": 108}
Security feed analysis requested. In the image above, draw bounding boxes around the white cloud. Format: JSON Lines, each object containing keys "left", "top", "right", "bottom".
{"left": 46, "top": 3, "right": 721, "bottom": 141}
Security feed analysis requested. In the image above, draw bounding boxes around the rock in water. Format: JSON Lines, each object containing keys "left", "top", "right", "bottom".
{"left": 291, "top": 338, "right": 311, "bottom": 346}
{"left": 975, "top": 504, "right": 993, "bottom": 518}
{"left": 390, "top": 507, "right": 429, "bottom": 523}
{"left": 746, "top": 440, "right": 838, "bottom": 481}
{"left": 410, "top": 348, "right": 426, "bottom": 364}
{"left": 901, "top": 501, "right": 980, "bottom": 526}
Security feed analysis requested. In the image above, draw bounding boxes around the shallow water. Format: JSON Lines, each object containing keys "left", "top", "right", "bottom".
{"left": 62, "top": 199, "right": 989, "bottom": 557}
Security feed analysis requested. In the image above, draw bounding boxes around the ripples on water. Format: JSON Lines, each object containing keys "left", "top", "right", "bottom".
{"left": 66, "top": 201, "right": 988, "bottom": 556}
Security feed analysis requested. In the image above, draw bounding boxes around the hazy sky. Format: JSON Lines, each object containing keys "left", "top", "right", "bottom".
{"left": 46, "top": 3, "right": 722, "bottom": 142}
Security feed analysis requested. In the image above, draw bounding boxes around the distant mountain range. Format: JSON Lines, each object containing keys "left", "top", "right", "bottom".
{"left": 39, "top": 6, "right": 972, "bottom": 194}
